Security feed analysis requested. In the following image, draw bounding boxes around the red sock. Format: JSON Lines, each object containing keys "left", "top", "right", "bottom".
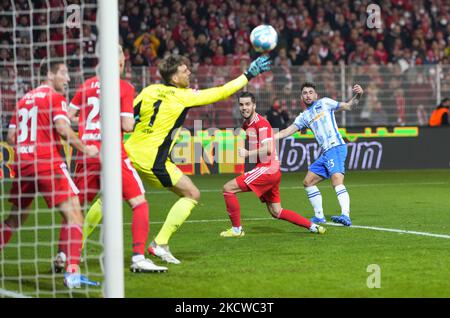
{"left": 58, "top": 219, "right": 68, "bottom": 255}
{"left": 131, "top": 202, "right": 149, "bottom": 255}
{"left": 278, "top": 209, "right": 312, "bottom": 229}
{"left": 223, "top": 192, "right": 241, "bottom": 227}
{"left": 66, "top": 224, "right": 83, "bottom": 273}
{"left": 0, "top": 223, "right": 13, "bottom": 249}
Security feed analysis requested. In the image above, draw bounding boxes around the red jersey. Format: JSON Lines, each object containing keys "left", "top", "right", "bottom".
{"left": 8, "top": 85, "right": 69, "bottom": 170}
{"left": 69, "top": 76, "right": 135, "bottom": 163}
{"left": 242, "top": 113, "right": 279, "bottom": 169}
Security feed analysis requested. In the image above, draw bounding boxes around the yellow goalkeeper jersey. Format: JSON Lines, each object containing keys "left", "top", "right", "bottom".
{"left": 125, "top": 74, "right": 248, "bottom": 170}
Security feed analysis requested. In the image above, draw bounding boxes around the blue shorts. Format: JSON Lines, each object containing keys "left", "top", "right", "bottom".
{"left": 309, "top": 145, "right": 347, "bottom": 179}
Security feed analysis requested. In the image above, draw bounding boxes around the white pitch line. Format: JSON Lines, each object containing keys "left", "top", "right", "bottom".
{"left": 123, "top": 216, "right": 450, "bottom": 240}
{"left": 324, "top": 222, "right": 450, "bottom": 239}
{"left": 0, "top": 288, "right": 31, "bottom": 298}
{"left": 144, "top": 182, "right": 446, "bottom": 194}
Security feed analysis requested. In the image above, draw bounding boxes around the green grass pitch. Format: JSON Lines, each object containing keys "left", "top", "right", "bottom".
{"left": 1, "top": 169, "right": 450, "bottom": 297}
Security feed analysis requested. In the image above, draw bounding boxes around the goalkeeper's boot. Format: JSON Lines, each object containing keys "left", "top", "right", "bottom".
{"left": 309, "top": 224, "right": 326, "bottom": 234}
{"left": 220, "top": 228, "right": 245, "bottom": 238}
{"left": 64, "top": 272, "right": 101, "bottom": 289}
{"left": 130, "top": 255, "right": 167, "bottom": 273}
{"left": 311, "top": 216, "right": 327, "bottom": 224}
{"left": 148, "top": 241, "right": 181, "bottom": 265}
{"left": 331, "top": 214, "right": 352, "bottom": 226}
{"left": 53, "top": 251, "right": 66, "bottom": 273}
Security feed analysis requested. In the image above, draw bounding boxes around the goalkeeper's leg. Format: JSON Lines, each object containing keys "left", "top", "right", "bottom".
{"left": 149, "top": 175, "right": 199, "bottom": 265}
{"left": 83, "top": 198, "right": 103, "bottom": 243}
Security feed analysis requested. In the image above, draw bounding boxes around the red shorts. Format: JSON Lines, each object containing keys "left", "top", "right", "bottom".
{"left": 74, "top": 157, "right": 145, "bottom": 205}
{"left": 9, "top": 162, "right": 79, "bottom": 208}
{"left": 235, "top": 166, "right": 281, "bottom": 203}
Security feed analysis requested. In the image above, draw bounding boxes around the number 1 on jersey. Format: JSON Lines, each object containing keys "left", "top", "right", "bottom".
{"left": 148, "top": 99, "right": 162, "bottom": 127}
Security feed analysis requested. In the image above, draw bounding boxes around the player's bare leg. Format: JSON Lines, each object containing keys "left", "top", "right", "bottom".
{"left": 221, "top": 178, "right": 245, "bottom": 237}
{"left": 56, "top": 197, "right": 84, "bottom": 273}
{"left": 58, "top": 197, "right": 100, "bottom": 288}
{"left": 265, "top": 202, "right": 326, "bottom": 234}
{"left": 0, "top": 205, "right": 31, "bottom": 249}
{"left": 303, "top": 171, "right": 326, "bottom": 223}
{"left": 127, "top": 195, "right": 167, "bottom": 272}
{"left": 149, "top": 174, "right": 199, "bottom": 264}
{"left": 330, "top": 173, "right": 351, "bottom": 226}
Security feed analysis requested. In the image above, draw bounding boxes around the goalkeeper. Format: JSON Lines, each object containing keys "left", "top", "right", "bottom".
{"left": 84, "top": 54, "right": 271, "bottom": 264}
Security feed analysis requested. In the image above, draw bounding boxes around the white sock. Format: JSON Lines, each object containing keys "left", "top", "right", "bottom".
{"left": 232, "top": 226, "right": 242, "bottom": 233}
{"left": 132, "top": 254, "right": 145, "bottom": 263}
{"left": 309, "top": 223, "right": 319, "bottom": 232}
{"left": 305, "top": 186, "right": 324, "bottom": 218}
{"left": 335, "top": 184, "right": 350, "bottom": 217}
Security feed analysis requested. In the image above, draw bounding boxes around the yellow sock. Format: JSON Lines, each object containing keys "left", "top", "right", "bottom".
{"left": 154, "top": 197, "right": 197, "bottom": 245}
{"left": 82, "top": 198, "right": 103, "bottom": 247}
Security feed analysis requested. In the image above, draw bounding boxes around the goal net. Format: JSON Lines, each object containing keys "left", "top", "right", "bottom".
{"left": 0, "top": 0, "right": 107, "bottom": 298}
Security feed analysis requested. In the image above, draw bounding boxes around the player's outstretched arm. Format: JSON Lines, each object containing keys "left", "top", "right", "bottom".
{"left": 180, "top": 56, "right": 272, "bottom": 108}
{"left": 339, "top": 84, "right": 364, "bottom": 111}
{"left": 54, "top": 118, "right": 99, "bottom": 157}
{"left": 243, "top": 55, "right": 272, "bottom": 81}
{"left": 274, "top": 124, "right": 299, "bottom": 140}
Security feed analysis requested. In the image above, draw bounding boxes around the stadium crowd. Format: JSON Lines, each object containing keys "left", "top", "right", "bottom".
{"left": 0, "top": 0, "right": 449, "bottom": 127}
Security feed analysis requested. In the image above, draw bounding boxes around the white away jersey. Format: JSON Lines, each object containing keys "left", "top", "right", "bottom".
{"left": 293, "top": 97, "right": 345, "bottom": 152}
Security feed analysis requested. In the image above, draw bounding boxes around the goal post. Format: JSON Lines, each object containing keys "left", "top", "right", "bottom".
{"left": 0, "top": 0, "right": 124, "bottom": 298}
{"left": 97, "top": 0, "right": 124, "bottom": 298}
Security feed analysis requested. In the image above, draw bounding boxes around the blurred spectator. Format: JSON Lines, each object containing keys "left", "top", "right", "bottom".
{"left": 134, "top": 32, "right": 160, "bottom": 63}
{"left": 395, "top": 88, "right": 407, "bottom": 125}
{"left": 265, "top": 99, "right": 290, "bottom": 130}
{"left": 416, "top": 105, "right": 428, "bottom": 126}
{"left": 370, "top": 101, "right": 389, "bottom": 126}
{"left": 429, "top": 98, "right": 449, "bottom": 126}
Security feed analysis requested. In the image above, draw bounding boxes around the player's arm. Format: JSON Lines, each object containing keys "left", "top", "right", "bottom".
{"left": 67, "top": 106, "right": 79, "bottom": 125}
{"left": 7, "top": 112, "right": 17, "bottom": 146}
{"left": 6, "top": 127, "right": 16, "bottom": 146}
{"left": 179, "top": 56, "right": 271, "bottom": 107}
{"left": 338, "top": 84, "right": 364, "bottom": 111}
{"left": 68, "top": 89, "right": 82, "bottom": 125}
{"left": 54, "top": 118, "right": 98, "bottom": 157}
{"left": 274, "top": 124, "right": 299, "bottom": 140}
{"left": 53, "top": 94, "right": 98, "bottom": 157}
{"left": 121, "top": 115, "right": 135, "bottom": 132}
{"left": 239, "top": 139, "right": 273, "bottom": 158}
{"left": 120, "top": 82, "right": 136, "bottom": 132}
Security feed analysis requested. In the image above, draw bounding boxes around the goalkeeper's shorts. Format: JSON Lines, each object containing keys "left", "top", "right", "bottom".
{"left": 130, "top": 158, "right": 184, "bottom": 189}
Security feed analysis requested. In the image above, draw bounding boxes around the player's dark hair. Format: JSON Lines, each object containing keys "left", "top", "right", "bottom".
{"left": 39, "top": 59, "right": 64, "bottom": 80}
{"left": 301, "top": 82, "right": 316, "bottom": 91}
{"left": 159, "top": 54, "right": 189, "bottom": 85}
{"left": 238, "top": 91, "right": 256, "bottom": 103}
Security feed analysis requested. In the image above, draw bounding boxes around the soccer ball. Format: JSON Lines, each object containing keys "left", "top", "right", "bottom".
{"left": 250, "top": 25, "right": 278, "bottom": 52}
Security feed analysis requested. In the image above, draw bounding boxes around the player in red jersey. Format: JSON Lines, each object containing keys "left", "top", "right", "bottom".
{"left": 59, "top": 45, "right": 167, "bottom": 273}
{"left": 0, "top": 60, "right": 100, "bottom": 288}
{"left": 220, "top": 92, "right": 326, "bottom": 237}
